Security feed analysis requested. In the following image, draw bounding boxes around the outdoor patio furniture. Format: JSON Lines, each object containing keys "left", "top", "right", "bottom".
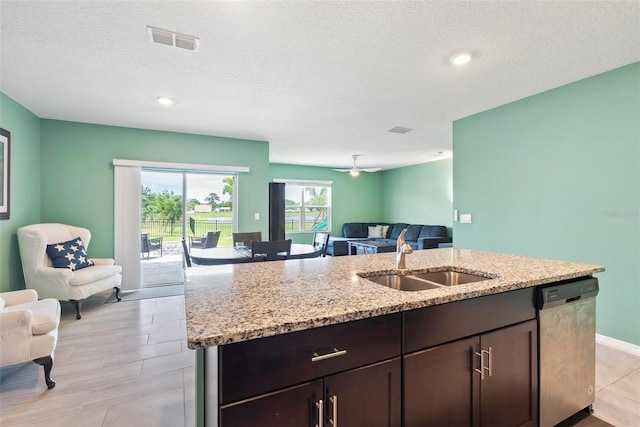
{"left": 232, "top": 231, "right": 262, "bottom": 247}
{"left": 141, "top": 233, "right": 163, "bottom": 259}
{"left": 189, "top": 230, "right": 221, "bottom": 249}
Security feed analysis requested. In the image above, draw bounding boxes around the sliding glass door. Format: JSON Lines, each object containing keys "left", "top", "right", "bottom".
{"left": 140, "top": 170, "right": 236, "bottom": 288}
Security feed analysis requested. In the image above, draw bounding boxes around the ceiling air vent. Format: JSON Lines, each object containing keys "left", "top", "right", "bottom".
{"left": 147, "top": 26, "right": 200, "bottom": 52}
{"left": 388, "top": 126, "right": 413, "bottom": 134}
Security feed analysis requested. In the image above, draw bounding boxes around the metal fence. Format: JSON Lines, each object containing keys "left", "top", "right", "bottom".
{"left": 142, "top": 218, "right": 233, "bottom": 239}
{"left": 142, "top": 217, "right": 323, "bottom": 239}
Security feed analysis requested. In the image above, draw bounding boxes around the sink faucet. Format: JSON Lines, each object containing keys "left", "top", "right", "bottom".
{"left": 396, "top": 229, "right": 413, "bottom": 269}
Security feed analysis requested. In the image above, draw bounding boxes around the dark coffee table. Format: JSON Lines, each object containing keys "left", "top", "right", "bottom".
{"left": 348, "top": 240, "right": 396, "bottom": 255}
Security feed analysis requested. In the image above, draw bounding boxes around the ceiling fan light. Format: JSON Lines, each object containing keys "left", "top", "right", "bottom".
{"left": 349, "top": 170, "right": 360, "bottom": 177}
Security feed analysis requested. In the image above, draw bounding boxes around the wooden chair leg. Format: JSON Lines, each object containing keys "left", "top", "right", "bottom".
{"left": 114, "top": 287, "right": 121, "bottom": 302}
{"left": 33, "top": 356, "right": 55, "bottom": 389}
{"left": 69, "top": 299, "right": 84, "bottom": 319}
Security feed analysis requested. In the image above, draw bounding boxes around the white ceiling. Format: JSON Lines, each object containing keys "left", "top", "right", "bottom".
{"left": 1, "top": 1, "right": 638, "bottom": 170}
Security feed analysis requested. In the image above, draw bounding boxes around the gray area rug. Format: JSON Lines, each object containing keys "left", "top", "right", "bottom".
{"left": 106, "top": 284, "right": 184, "bottom": 302}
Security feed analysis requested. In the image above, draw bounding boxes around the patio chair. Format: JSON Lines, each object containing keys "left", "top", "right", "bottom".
{"left": 141, "top": 233, "right": 163, "bottom": 259}
{"left": 232, "top": 232, "right": 262, "bottom": 247}
{"left": 189, "top": 230, "right": 221, "bottom": 249}
{"left": 251, "top": 239, "right": 292, "bottom": 261}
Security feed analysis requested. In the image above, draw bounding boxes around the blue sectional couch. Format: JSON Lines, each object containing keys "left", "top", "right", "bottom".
{"left": 326, "top": 222, "right": 452, "bottom": 256}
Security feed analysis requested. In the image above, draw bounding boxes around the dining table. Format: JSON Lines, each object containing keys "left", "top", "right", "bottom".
{"left": 189, "top": 243, "right": 321, "bottom": 265}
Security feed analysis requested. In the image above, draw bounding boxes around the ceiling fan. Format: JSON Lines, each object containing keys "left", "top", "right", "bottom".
{"left": 333, "top": 155, "right": 381, "bottom": 176}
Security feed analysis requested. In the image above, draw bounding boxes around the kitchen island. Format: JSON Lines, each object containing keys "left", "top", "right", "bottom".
{"left": 185, "top": 248, "right": 604, "bottom": 427}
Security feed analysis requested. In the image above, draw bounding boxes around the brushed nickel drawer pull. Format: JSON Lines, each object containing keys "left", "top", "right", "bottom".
{"left": 329, "top": 395, "right": 338, "bottom": 427}
{"left": 474, "top": 350, "right": 485, "bottom": 380}
{"left": 487, "top": 346, "right": 493, "bottom": 377}
{"left": 316, "top": 399, "right": 323, "bottom": 427}
{"left": 312, "top": 348, "right": 347, "bottom": 362}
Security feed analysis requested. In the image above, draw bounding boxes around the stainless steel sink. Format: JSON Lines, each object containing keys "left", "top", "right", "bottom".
{"left": 364, "top": 274, "right": 442, "bottom": 291}
{"left": 359, "top": 269, "right": 493, "bottom": 291}
{"left": 413, "top": 271, "right": 488, "bottom": 286}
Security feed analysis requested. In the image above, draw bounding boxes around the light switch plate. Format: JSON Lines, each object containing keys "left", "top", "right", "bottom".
{"left": 254, "top": 213, "right": 260, "bottom": 220}
{"left": 460, "top": 214, "right": 472, "bottom": 224}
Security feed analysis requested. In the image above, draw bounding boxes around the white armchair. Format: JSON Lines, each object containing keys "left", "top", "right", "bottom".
{"left": 17, "top": 223, "right": 122, "bottom": 319}
{"left": 0, "top": 289, "right": 60, "bottom": 389}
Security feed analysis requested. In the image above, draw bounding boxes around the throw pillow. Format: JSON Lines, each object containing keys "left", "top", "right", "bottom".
{"left": 46, "top": 237, "right": 94, "bottom": 271}
{"left": 367, "top": 225, "right": 383, "bottom": 239}
{"left": 378, "top": 225, "right": 390, "bottom": 238}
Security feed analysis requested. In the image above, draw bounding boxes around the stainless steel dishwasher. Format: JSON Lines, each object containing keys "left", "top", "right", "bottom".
{"left": 538, "top": 277, "right": 599, "bottom": 427}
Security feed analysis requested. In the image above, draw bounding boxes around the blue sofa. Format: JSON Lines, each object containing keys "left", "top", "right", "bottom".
{"left": 327, "top": 222, "right": 452, "bottom": 256}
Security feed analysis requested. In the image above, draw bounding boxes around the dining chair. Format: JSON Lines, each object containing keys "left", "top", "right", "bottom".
{"left": 181, "top": 238, "right": 192, "bottom": 267}
{"left": 251, "top": 239, "right": 292, "bottom": 261}
{"left": 233, "top": 231, "right": 263, "bottom": 247}
{"left": 312, "top": 232, "right": 330, "bottom": 257}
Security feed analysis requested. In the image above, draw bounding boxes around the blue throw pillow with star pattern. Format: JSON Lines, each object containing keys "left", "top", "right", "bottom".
{"left": 46, "top": 237, "right": 95, "bottom": 271}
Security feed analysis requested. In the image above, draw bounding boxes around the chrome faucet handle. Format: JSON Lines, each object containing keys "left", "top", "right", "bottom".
{"left": 396, "top": 229, "right": 412, "bottom": 269}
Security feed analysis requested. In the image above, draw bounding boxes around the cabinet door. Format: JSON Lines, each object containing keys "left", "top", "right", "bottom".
{"left": 220, "top": 380, "right": 323, "bottom": 427}
{"left": 480, "top": 320, "right": 537, "bottom": 427}
{"left": 404, "top": 336, "right": 480, "bottom": 427}
{"left": 324, "top": 358, "right": 401, "bottom": 427}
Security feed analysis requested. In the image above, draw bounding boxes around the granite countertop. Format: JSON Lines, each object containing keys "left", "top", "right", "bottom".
{"left": 185, "top": 248, "right": 604, "bottom": 349}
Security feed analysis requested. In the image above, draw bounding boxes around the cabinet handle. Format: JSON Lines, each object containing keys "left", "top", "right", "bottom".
{"left": 487, "top": 347, "right": 493, "bottom": 377}
{"left": 474, "top": 350, "right": 485, "bottom": 380}
{"left": 474, "top": 348, "right": 491, "bottom": 380}
{"left": 316, "top": 399, "right": 323, "bottom": 427}
{"left": 329, "top": 395, "right": 338, "bottom": 427}
{"left": 312, "top": 348, "right": 347, "bottom": 362}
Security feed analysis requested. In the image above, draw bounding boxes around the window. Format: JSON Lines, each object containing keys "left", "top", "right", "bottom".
{"left": 275, "top": 179, "right": 331, "bottom": 232}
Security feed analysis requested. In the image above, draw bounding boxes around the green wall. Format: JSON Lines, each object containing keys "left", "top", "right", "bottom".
{"left": 0, "top": 93, "right": 42, "bottom": 292}
{"left": 381, "top": 158, "right": 453, "bottom": 233}
{"left": 268, "top": 163, "right": 383, "bottom": 243}
{"left": 453, "top": 63, "right": 640, "bottom": 345}
{"left": 40, "top": 120, "right": 269, "bottom": 259}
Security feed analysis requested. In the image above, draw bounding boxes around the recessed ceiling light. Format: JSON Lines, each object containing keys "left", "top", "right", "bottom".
{"left": 156, "top": 96, "right": 174, "bottom": 106}
{"left": 449, "top": 52, "right": 473, "bottom": 65}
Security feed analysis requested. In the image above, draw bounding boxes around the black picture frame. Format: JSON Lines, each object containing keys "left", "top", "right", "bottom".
{"left": 0, "top": 128, "right": 10, "bottom": 220}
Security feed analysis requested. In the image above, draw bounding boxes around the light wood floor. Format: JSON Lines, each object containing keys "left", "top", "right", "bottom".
{"left": 1, "top": 291, "right": 639, "bottom": 426}
{"left": 0, "top": 291, "right": 195, "bottom": 427}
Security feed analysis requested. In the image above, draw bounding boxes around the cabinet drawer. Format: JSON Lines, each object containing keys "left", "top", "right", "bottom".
{"left": 219, "top": 313, "right": 401, "bottom": 404}
{"left": 404, "top": 288, "right": 535, "bottom": 353}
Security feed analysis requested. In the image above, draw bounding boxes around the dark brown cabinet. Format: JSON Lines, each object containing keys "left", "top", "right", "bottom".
{"left": 216, "top": 314, "right": 402, "bottom": 427}
{"left": 220, "top": 358, "right": 401, "bottom": 427}
{"left": 324, "top": 358, "right": 401, "bottom": 427}
{"left": 404, "top": 320, "right": 537, "bottom": 427}
{"left": 220, "top": 380, "right": 323, "bottom": 427}
{"left": 209, "top": 289, "right": 541, "bottom": 427}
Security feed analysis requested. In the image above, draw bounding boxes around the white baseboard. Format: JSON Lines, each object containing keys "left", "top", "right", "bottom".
{"left": 596, "top": 333, "right": 640, "bottom": 357}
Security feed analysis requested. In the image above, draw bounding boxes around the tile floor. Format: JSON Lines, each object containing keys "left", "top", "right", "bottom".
{"left": 0, "top": 291, "right": 195, "bottom": 427}
{"left": 1, "top": 291, "right": 639, "bottom": 426}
